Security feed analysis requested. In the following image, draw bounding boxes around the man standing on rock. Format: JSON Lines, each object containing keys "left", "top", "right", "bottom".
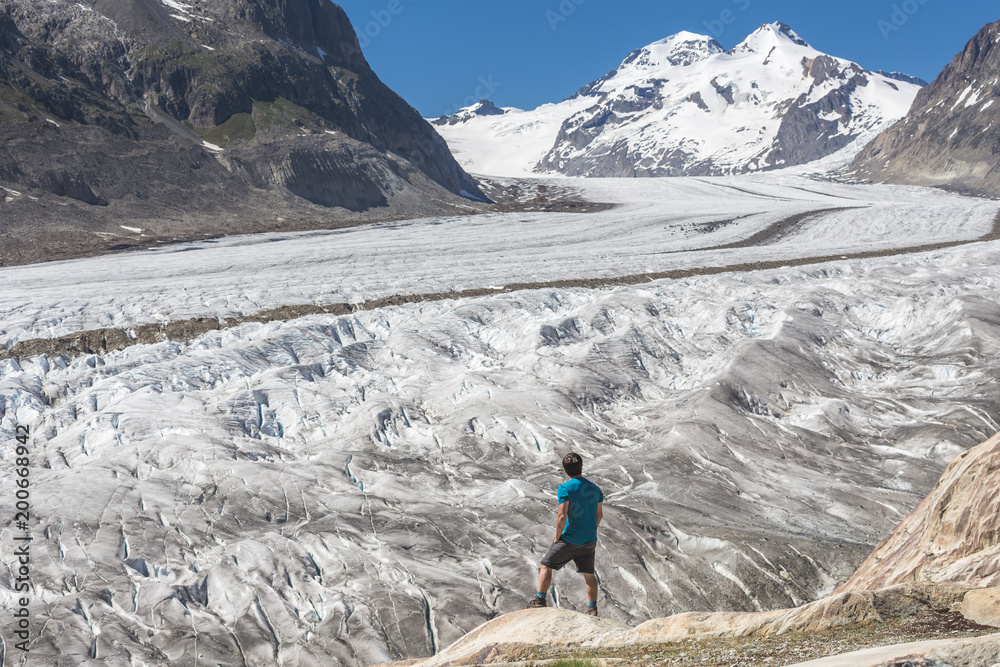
{"left": 528, "top": 452, "right": 604, "bottom": 616}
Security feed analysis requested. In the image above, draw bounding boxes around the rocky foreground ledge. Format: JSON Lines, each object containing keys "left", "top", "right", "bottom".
{"left": 377, "top": 432, "right": 1000, "bottom": 666}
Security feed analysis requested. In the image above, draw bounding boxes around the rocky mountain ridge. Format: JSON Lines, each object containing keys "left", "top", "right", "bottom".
{"left": 433, "top": 23, "right": 923, "bottom": 178}
{"left": 0, "top": 0, "right": 487, "bottom": 265}
{"left": 848, "top": 19, "right": 1000, "bottom": 197}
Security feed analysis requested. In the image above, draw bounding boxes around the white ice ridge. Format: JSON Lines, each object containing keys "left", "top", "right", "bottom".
{"left": 0, "top": 174, "right": 995, "bottom": 346}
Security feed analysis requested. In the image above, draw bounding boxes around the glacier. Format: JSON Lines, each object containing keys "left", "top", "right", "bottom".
{"left": 1, "top": 175, "right": 1000, "bottom": 665}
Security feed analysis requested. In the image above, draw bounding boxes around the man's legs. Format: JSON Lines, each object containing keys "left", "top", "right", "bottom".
{"left": 527, "top": 564, "right": 554, "bottom": 608}
{"left": 537, "top": 564, "right": 553, "bottom": 595}
{"left": 583, "top": 573, "right": 598, "bottom": 603}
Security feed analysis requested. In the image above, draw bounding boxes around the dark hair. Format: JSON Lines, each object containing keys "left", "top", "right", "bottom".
{"left": 562, "top": 452, "right": 583, "bottom": 477}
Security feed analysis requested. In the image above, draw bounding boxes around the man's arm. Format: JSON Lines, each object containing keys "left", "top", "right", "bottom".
{"left": 596, "top": 502, "right": 603, "bottom": 529}
{"left": 554, "top": 502, "right": 569, "bottom": 543}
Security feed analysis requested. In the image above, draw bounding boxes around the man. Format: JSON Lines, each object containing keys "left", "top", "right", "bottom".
{"left": 527, "top": 452, "right": 604, "bottom": 616}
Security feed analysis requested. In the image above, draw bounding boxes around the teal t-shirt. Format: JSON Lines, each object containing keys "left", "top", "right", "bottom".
{"left": 558, "top": 476, "right": 604, "bottom": 545}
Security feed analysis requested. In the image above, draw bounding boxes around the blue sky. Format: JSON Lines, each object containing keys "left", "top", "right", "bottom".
{"left": 335, "top": 0, "right": 998, "bottom": 117}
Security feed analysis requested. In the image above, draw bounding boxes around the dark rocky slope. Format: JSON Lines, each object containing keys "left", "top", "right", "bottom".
{"left": 0, "top": 0, "right": 486, "bottom": 265}
{"left": 848, "top": 20, "right": 1000, "bottom": 196}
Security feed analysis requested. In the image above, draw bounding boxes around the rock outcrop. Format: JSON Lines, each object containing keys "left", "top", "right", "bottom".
{"left": 848, "top": 20, "right": 1000, "bottom": 196}
{"left": 379, "top": 583, "right": 997, "bottom": 666}
{"left": 433, "top": 99, "right": 506, "bottom": 126}
{"left": 0, "top": 0, "right": 486, "bottom": 265}
{"left": 838, "top": 431, "right": 1000, "bottom": 592}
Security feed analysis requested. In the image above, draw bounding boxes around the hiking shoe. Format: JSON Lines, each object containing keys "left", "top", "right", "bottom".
{"left": 585, "top": 606, "right": 598, "bottom": 617}
{"left": 526, "top": 596, "right": 548, "bottom": 609}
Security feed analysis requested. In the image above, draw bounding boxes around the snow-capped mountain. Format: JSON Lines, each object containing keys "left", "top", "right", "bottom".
{"left": 433, "top": 23, "right": 923, "bottom": 178}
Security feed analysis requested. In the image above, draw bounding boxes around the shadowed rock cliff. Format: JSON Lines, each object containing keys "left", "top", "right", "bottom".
{"left": 0, "top": 0, "right": 486, "bottom": 265}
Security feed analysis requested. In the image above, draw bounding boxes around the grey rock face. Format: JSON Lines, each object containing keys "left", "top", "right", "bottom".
{"left": 0, "top": 0, "right": 484, "bottom": 264}
{"left": 225, "top": 133, "right": 466, "bottom": 212}
{"left": 849, "top": 20, "right": 1000, "bottom": 196}
{"left": 768, "top": 60, "right": 869, "bottom": 167}
{"left": 875, "top": 70, "right": 930, "bottom": 87}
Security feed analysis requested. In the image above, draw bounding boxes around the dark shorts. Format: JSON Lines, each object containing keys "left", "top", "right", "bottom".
{"left": 540, "top": 539, "right": 597, "bottom": 574}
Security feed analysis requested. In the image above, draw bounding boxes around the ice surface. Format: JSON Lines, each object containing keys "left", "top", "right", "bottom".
{"left": 1, "top": 176, "right": 999, "bottom": 665}
{"left": 1, "top": 175, "right": 993, "bottom": 348}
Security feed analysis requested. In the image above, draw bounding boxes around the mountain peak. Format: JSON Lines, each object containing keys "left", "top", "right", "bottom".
{"left": 432, "top": 99, "right": 507, "bottom": 126}
{"left": 650, "top": 30, "right": 719, "bottom": 49}
{"left": 621, "top": 31, "right": 724, "bottom": 70}
{"left": 433, "top": 16, "right": 921, "bottom": 179}
{"left": 463, "top": 99, "right": 505, "bottom": 116}
{"left": 733, "top": 21, "right": 811, "bottom": 54}
{"left": 875, "top": 70, "right": 929, "bottom": 87}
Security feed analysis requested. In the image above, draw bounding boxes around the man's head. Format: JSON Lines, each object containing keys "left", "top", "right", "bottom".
{"left": 562, "top": 452, "right": 583, "bottom": 478}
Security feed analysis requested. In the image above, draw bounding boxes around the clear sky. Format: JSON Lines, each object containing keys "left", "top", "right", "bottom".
{"left": 334, "top": 0, "right": 998, "bottom": 118}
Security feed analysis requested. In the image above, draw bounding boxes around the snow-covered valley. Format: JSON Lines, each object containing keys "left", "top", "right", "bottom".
{"left": 2, "top": 176, "right": 1000, "bottom": 665}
